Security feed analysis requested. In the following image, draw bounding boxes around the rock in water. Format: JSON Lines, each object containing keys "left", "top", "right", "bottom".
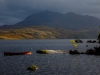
{"left": 27, "top": 65, "right": 38, "bottom": 71}
{"left": 36, "top": 50, "right": 68, "bottom": 54}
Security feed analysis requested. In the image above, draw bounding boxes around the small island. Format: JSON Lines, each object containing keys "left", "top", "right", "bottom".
{"left": 69, "top": 33, "right": 100, "bottom": 55}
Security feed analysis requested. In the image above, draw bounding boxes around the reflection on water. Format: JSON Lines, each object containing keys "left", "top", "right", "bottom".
{"left": 0, "top": 39, "right": 100, "bottom": 75}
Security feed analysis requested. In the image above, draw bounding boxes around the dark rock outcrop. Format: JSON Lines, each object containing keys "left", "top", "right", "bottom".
{"left": 69, "top": 46, "right": 100, "bottom": 55}
{"left": 87, "top": 40, "right": 97, "bottom": 43}
{"left": 69, "top": 50, "right": 80, "bottom": 54}
{"left": 75, "top": 39, "right": 83, "bottom": 43}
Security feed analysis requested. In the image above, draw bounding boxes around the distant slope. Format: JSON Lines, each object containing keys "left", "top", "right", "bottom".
{"left": 14, "top": 11, "right": 100, "bottom": 30}
{"left": 0, "top": 26, "right": 98, "bottom": 39}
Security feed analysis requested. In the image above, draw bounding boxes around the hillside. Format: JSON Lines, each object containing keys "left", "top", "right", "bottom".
{"left": 0, "top": 26, "right": 98, "bottom": 40}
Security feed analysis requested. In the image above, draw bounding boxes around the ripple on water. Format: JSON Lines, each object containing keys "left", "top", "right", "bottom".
{"left": 0, "top": 39, "right": 100, "bottom": 75}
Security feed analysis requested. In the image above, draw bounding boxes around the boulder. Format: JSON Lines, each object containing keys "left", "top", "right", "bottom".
{"left": 36, "top": 50, "right": 49, "bottom": 54}
{"left": 36, "top": 50, "right": 67, "bottom": 54}
{"left": 75, "top": 39, "right": 83, "bottom": 43}
{"left": 27, "top": 65, "right": 38, "bottom": 71}
{"left": 69, "top": 50, "right": 80, "bottom": 54}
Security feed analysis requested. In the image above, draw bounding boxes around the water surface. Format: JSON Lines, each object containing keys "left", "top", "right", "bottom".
{"left": 0, "top": 39, "right": 100, "bottom": 75}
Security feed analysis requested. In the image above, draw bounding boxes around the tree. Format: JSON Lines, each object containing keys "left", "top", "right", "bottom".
{"left": 98, "top": 33, "right": 100, "bottom": 43}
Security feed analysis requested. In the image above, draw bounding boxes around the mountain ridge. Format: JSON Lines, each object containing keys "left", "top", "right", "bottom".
{"left": 15, "top": 11, "right": 100, "bottom": 30}
{"left": 1, "top": 11, "right": 100, "bottom": 30}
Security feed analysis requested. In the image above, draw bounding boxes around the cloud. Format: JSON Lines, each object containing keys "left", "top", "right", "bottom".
{"left": 0, "top": 16, "right": 22, "bottom": 25}
{"left": 0, "top": 0, "right": 100, "bottom": 26}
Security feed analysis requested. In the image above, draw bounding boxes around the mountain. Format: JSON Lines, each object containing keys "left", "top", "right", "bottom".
{"left": 14, "top": 11, "right": 100, "bottom": 30}
{"left": 1, "top": 11, "right": 100, "bottom": 30}
{"left": 0, "top": 11, "right": 100, "bottom": 39}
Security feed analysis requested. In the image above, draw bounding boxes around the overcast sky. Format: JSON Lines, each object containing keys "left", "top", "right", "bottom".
{"left": 0, "top": 0, "right": 100, "bottom": 26}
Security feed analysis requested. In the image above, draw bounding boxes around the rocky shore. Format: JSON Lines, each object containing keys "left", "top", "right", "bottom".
{"left": 69, "top": 46, "right": 100, "bottom": 55}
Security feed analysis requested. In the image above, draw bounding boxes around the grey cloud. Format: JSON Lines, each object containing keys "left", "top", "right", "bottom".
{"left": 0, "top": 0, "right": 100, "bottom": 26}
{"left": 0, "top": 15, "right": 22, "bottom": 25}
